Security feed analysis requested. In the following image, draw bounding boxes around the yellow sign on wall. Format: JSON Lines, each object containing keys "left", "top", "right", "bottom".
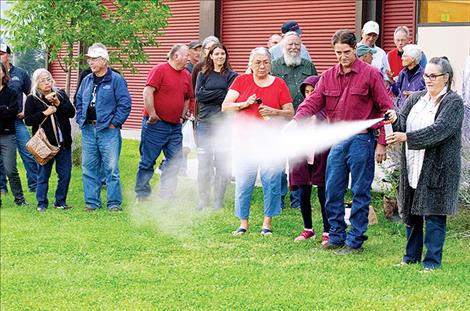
{"left": 419, "top": 0, "right": 470, "bottom": 23}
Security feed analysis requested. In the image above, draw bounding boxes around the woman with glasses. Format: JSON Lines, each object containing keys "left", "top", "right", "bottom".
{"left": 386, "top": 57, "right": 464, "bottom": 271}
{"left": 389, "top": 44, "right": 426, "bottom": 110}
{"left": 24, "top": 69, "right": 75, "bottom": 212}
{"left": 222, "top": 47, "right": 294, "bottom": 236}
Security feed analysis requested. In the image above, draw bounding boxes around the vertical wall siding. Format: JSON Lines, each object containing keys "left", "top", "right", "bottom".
{"left": 221, "top": 0, "right": 356, "bottom": 74}
{"left": 382, "top": 0, "right": 417, "bottom": 53}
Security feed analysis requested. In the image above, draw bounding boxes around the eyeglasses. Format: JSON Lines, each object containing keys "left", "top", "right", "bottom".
{"left": 39, "top": 78, "right": 52, "bottom": 84}
{"left": 423, "top": 73, "right": 445, "bottom": 81}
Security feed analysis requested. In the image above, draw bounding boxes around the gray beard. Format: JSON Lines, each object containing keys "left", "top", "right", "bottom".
{"left": 284, "top": 52, "right": 301, "bottom": 67}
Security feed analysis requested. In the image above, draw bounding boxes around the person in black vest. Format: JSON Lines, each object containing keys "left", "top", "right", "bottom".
{"left": 24, "top": 69, "right": 75, "bottom": 212}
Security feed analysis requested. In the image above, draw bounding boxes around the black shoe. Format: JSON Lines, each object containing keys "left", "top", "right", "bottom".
{"left": 54, "top": 205, "right": 72, "bottom": 210}
{"left": 321, "top": 242, "right": 344, "bottom": 250}
{"left": 15, "top": 199, "right": 29, "bottom": 206}
{"left": 333, "top": 245, "right": 364, "bottom": 255}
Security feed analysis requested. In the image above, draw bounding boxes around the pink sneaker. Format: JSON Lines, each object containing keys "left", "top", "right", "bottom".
{"left": 294, "top": 230, "right": 316, "bottom": 241}
{"left": 321, "top": 232, "right": 329, "bottom": 245}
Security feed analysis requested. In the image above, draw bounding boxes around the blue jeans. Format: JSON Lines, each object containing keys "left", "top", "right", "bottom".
{"left": 281, "top": 172, "right": 301, "bottom": 208}
{"left": 0, "top": 120, "right": 38, "bottom": 192}
{"left": 325, "top": 132, "right": 375, "bottom": 249}
{"left": 234, "top": 159, "right": 283, "bottom": 219}
{"left": 36, "top": 147, "right": 72, "bottom": 208}
{"left": 196, "top": 120, "right": 230, "bottom": 208}
{"left": 404, "top": 213, "right": 447, "bottom": 269}
{"left": 82, "top": 125, "right": 123, "bottom": 209}
{"left": 135, "top": 118, "right": 182, "bottom": 199}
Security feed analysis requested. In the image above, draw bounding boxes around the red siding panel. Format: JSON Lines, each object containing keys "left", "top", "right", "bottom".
{"left": 382, "top": 0, "right": 417, "bottom": 53}
{"left": 48, "top": 44, "right": 80, "bottom": 99}
{"left": 49, "top": 0, "right": 200, "bottom": 129}
{"left": 120, "top": 0, "right": 200, "bottom": 129}
{"left": 221, "top": 0, "right": 356, "bottom": 74}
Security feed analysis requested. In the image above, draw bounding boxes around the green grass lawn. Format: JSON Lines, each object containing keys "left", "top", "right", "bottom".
{"left": 1, "top": 139, "right": 469, "bottom": 310}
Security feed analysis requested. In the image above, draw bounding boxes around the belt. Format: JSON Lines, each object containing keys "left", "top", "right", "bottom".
{"left": 86, "top": 120, "right": 97, "bottom": 125}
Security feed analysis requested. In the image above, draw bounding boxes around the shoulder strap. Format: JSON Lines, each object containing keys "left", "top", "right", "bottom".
{"left": 33, "top": 94, "right": 60, "bottom": 146}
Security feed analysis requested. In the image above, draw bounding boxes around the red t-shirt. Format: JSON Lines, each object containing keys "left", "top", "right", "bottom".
{"left": 144, "top": 62, "right": 194, "bottom": 124}
{"left": 229, "top": 74, "right": 292, "bottom": 119}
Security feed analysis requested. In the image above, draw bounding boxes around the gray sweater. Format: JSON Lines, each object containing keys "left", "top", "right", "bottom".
{"left": 393, "top": 90, "right": 464, "bottom": 225}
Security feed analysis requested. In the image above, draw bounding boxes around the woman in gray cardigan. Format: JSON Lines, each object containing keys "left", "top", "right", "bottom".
{"left": 386, "top": 57, "right": 464, "bottom": 271}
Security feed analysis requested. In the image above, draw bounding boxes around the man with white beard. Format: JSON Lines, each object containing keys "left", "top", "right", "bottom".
{"left": 272, "top": 31, "right": 317, "bottom": 111}
{"left": 272, "top": 31, "right": 317, "bottom": 209}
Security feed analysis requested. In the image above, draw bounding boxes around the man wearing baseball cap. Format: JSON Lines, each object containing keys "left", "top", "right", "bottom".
{"left": 186, "top": 40, "right": 202, "bottom": 73}
{"left": 358, "top": 21, "right": 391, "bottom": 81}
{"left": 0, "top": 43, "right": 38, "bottom": 195}
{"left": 356, "top": 44, "right": 376, "bottom": 65}
{"left": 269, "top": 20, "right": 312, "bottom": 62}
{"left": 75, "top": 43, "right": 131, "bottom": 212}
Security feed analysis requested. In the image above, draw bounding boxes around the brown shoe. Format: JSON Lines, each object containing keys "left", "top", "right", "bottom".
{"left": 83, "top": 207, "right": 96, "bottom": 212}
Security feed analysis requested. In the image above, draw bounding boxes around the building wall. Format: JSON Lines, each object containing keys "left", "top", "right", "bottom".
{"left": 417, "top": 26, "right": 470, "bottom": 95}
{"left": 221, "top": 0, "right": 357, "bottom": 74}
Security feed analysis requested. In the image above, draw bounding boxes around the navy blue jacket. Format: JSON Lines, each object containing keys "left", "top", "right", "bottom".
{"left": 8, "top": 64, "right": 31, "bottom": 113}
{"left": 75, "top": 68, "right": 131, "bottom": 131}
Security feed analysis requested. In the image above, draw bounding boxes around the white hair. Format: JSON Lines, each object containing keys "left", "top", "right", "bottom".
{"left": 282, "top": 31, "right": 301, "bottom": 47}
{"left": 403, "top": 44, "right": 422, "bottom": 63}
{"left": 30, "top": 68, "right": 59, "bottom": 96}
{"left": 248, "top": 47, "right": 271, "bottom": 67}
{"left": 394, "top": 26, "right": 410, "bottom": 37}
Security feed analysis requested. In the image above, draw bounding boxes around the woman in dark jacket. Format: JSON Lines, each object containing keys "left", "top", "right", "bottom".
{"left": 195, "top": 43, "right": 237, "bottom": 210}
{"left": 390, "top": 44, "right": 426, "bottom": 110}
{"left": 386, "top": 57, "right": 464, "bottom": 271}
{"left": 24, "top": 69, "right": 75, "bottom": 212}
{"left": 290, "top": 76, "right": 330, "bottom": 244}
{"left": 0, "top": 62, "right": 27, "bottom": 207}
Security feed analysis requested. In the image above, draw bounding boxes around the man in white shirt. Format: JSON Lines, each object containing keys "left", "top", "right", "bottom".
{"left": 358, "top": 21, "right": 390, "bottom": 81}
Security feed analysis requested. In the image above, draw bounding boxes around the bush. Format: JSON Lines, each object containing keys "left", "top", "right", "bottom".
{"left": 72, "top": 132, "right": 81, "bottom": 167}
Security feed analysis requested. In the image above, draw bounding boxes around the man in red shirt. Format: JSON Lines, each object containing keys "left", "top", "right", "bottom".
{"left": 135, "top": 44, "right": 194, "bottom": 200}
{"left": 294, "top": 30, "right": 394, "bottom": 254}
{"left": 387, "top": 26, "right": 427, "bottom": 80}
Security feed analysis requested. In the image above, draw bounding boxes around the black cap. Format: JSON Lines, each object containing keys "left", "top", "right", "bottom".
{"left": 281, "top": 20, "right": 302, "bottom": 35}
{"left": 188, "top": 40, "right": 202, "bottom": 49}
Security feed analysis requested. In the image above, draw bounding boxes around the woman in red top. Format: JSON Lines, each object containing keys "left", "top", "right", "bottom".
{"left": 222, "top": 47, "right": 294, "bottom": 236}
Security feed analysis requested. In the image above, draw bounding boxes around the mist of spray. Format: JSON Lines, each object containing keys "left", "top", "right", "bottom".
{"left": 129, "top": 116, "right": 383, "bottom": 238}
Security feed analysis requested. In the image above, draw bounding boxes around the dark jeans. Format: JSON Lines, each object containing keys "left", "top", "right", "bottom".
{"left": 325, "top": 132, "right": 375, "bottom": 249}
{"left": 298, "top": 185, "right": 329, "bottom": 232}
{"left": 403, "top": 189, "right": 447, "bottom": 268}
{"left": 196, "top": 120, "right": 229, "bottom": 209}
{"left": 0, "top": 120, "right": 38, "bottom": 192}
{"left": 0, "top": 134, "right": 24, "bottom": 201}
{"left": 36, "top": 147, "right": 72, "bottom": 208}
{"left": 281, "top": 172, "right": 300, "bottom": 208}
{"left": 135, "top": 118, "right": 182, "bottom": 199}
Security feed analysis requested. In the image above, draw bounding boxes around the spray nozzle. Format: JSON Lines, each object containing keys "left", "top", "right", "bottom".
{"left": 384, "top": 113, "right": 390, "bottom": 121}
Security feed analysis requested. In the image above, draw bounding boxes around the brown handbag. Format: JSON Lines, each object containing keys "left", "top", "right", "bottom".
{"left": 26, "top": 96, "right": 61, "bottom": 166}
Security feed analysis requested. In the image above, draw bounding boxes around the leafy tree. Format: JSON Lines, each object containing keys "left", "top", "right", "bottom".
{"left": 0, "top": 0, "right": 171, "bottom": 95}
{"left": 13, "top": 48, "right": 46, "bottom": 76}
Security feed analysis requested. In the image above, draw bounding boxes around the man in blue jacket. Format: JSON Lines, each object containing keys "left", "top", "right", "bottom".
{"left": 0, "top": 43, "right": 38, "bottom": 194}
{"left": 76, "top": 43, "right": 131, "bottom": 212}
